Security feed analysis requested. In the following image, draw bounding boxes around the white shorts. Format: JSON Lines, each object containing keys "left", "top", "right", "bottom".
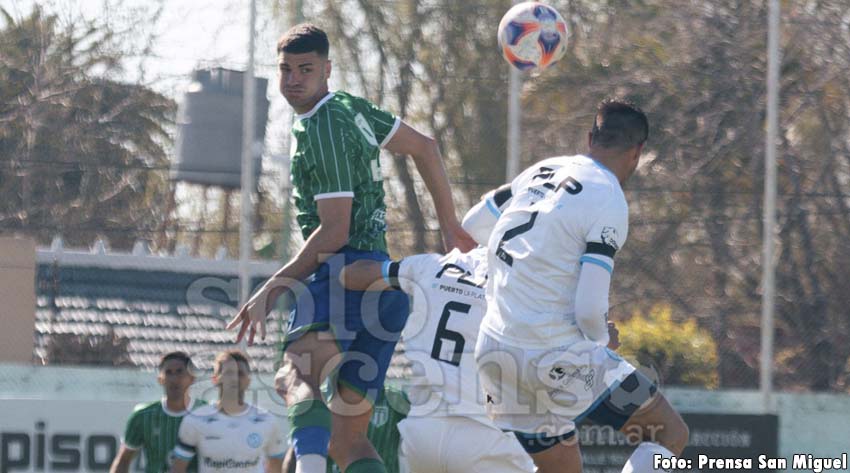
{"left": 474, "top": 332, "right": 639, "bottom": 438}
{"left": 398, "top": 416, "right": 534, "bottom": 473}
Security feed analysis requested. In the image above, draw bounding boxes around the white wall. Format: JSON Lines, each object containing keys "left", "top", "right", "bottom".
{"left": 2, "top": 364, "right": 850, "bottom": 472}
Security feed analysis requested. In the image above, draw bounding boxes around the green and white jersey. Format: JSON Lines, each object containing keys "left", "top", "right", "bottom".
{"left": 122, "top": 397, "right": 206, "bottom": 473}
{"left": 327, "top": 386, "right": 409, "bottom": 473}
{"left": 290, "top": 91, "right": 400, "bottom": 253}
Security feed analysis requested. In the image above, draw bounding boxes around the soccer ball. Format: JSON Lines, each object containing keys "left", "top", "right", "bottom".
{"left": 497, "top": 2, "right": 568, "bottom": 72}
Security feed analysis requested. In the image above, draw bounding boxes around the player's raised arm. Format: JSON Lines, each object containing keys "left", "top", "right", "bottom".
{"left": 339, "top": 260, "right": 392, "bottom": 291}
{"left": 384, "top": 122, "right": 476, "bottom": 252}
{"left": 227, "top": 196, "right": 352, "bottom": 344}
{"left": 461, "top": 183, "right": 513, "bottom": 246}
{"left": 170, "top": 458, "right": 189, "bottom": 473}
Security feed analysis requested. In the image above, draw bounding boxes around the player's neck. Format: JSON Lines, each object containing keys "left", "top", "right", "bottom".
{"left": 587, "top": 150, "right": 627, "bottom": 186}
{"left": 294, "top": 87, "right": 330, "bottom": 115}
{"left": 217, "top": 394, "right": 248, "bottom": 416}
{"left": 164, "top": 393, "right": 190, "bottom": 413}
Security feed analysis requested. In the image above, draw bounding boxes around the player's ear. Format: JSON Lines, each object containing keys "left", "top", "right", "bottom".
{"left": 324, "top": 59, "right": 331, "bottom": 81}
{"left": 587, "top": 131, "right": 593, "bottom": 148}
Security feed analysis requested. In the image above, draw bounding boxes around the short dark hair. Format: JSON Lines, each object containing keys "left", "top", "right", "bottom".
{"left": 213, "top": 349, "right": 251, "bottom": 374}
{"left": 277, "top": 23, "right": 329, "bottom": 56}
{"left": 589, "top": 99, "right": 649, "bottom": 150}
{"left": 159, "top": 351, "right": 193, "bottom": 371}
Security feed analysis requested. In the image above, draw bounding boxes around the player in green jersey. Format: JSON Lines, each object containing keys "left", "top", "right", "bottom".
{"left": 282, "top": 385, "right": 410, "bottom": 473}
{"left": 110, "top": 352, "right": 205, "bottom": 473}
{"left": 226, "top": 23, "right": 475, "bottom": 473}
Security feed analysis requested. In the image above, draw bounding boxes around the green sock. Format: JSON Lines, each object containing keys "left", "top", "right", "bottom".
{"left": 345, "top": 458, "right": 387, "bottom": 473}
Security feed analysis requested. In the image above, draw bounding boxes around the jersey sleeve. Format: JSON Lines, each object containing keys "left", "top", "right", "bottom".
{"left": 382, "top": 254, "right": 440, "bottom": 294}
{"left": 173, "top": 416, "right": 199, "bottom": 461}
{"left": 306, "top": 111, "right": 358, "bottom": 200}
{"left": 361, "top": 99, "right": 401, "bottom": 148}
{"left": 264, "top": 420, "right": 287, "bottom": 459}
{"left": 580, "top": 196, "right": 628, "bottom": 275}
{"left": 121, "top": 408, "right": 144, "bottom": 450}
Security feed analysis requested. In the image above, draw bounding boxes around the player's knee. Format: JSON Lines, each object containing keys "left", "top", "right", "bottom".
{"left": 327, "top": 430, "right": 368, "bottom": 461}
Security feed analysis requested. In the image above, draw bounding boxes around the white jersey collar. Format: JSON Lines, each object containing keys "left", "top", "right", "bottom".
{"left": 587, "top": 155, "right": 618, "bottom": 181}
{"left": 295, "top": 92, "right": 335, "bottom": 120}
{"left": 160, "top": 396, "right": 194, "bottom": 417}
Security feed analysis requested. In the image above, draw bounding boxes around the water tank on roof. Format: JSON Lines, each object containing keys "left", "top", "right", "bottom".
{"left": 172, "top": 68, "right": 270, "bottom": 188}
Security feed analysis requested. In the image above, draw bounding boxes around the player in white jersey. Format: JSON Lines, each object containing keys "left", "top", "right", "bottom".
{"left": 475, "top": 99, "right": 688, "bottom": 473}
{"left": 172, "top": 351, "right": 286, "bottom": 473}
{"left": 340, "top": 246, "right": 534, "bottom": 473}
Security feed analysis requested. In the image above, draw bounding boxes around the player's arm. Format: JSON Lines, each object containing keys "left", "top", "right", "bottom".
{"left": 228, "top": 197, "right": 352, "bottom": 344}
{"left": 461, "top": 183, "right": 513, "bottom": 246}
{"left": 108, "top": 445, "right": 138, "bottom": 473}
{"left": 171, "top": 418, "right": 198, "bottom": 473}
{"left": 384, "top": 122, "right": 476, "bottom": 252}
{"left": 574, "top": 262, "right": 612, "bottom": 346}
{"left": 574, "top": 198, "right": 628, "bottom": 347}
{"left": 111, "top": 408, "right": 143, "bottom": 473}
{"left": 266, "top": 457, "right": 283, "bottom": 473}
{"left": 170, "top": 458, "right": 190, "bottom": 473}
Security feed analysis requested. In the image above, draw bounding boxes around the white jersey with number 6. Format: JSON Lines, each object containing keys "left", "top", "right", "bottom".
{"left": 482, "top": 154, "right": 629, "bottom": 350}
{"left": 385, "top": 247, "right": 491, "bottom": 422}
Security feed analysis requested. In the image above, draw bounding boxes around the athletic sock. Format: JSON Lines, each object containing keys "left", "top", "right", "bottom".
{"left": 345, "top": 458, "right": 387, "bottom": 473}
{"left": 622, "top": 442, "right": 676, "bottom": 473}
{"left": 288, "top": 399, "right": 332, "bottom": 473}
{"left": 296, "top": 454, "right": 327, "bottom": 473}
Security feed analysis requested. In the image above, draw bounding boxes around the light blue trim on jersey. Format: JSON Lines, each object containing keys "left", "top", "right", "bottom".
{"left": 485, "top": 198, "right": 501, "bottom": 217}
{"left": 268, "top": 451, "right": 287, "bottom": 459}
{"left": 580, "top": 255, "right": 613, "bottom": 274}
{"left": 381, "top": 260, "right": 392, "bottom": 285}
{"left": 173, "top": 448, "right": 195, "bottom": 461}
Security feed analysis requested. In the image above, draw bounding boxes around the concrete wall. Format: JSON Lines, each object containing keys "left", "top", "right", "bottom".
{"left": 2, "top": 364, "right": 849, "bottom": 472}
{"left": 0, "top": 238, "right": 36, "bottom": 363}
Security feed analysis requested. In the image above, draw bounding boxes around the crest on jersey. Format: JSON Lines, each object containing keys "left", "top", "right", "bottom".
{"left": 355, "top": 113, "right": 379, "bottom": 146}
{"left": 246, "top": 432, "right": 262, "bottom": 448}
{"left": 370, "top": 405, "right": 389, "bottom": 427}
{"left": 601, "top": 226, "right": 620, "bottom": 251}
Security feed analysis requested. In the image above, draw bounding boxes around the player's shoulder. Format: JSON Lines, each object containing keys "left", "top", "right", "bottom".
{"left": 244, "top": 405, "right": 279, "bottom": 427}
{"left": 186, "top": 403, "right": 219, "bottom": 420}
{"left": 131, "top": 400, "right": 162, "bottom": 416}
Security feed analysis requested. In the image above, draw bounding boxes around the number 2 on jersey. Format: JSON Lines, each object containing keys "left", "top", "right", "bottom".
{"left": 431, "top": 301, "right": 471, "bottom": 366}
{"left": 495, "top": 211, "right": 539, "bottom": 267}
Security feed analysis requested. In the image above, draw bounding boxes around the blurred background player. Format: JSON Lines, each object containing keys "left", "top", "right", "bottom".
{"left": 283, "top": 384, "right": 410, "bottom": 473}
{"left": 226, "top": 23, "right": 475, "bottom": 473}
{"left": 171, "top": 350, "right": 285, "bottom": 473}
{"left": 475, "top": 99, "right": 688, "bottom": 473}
{"left": 110, "top": 351, "right": 205, "bottom": 473}
{"left": 339, "top": 243, "right": 535, "bottom": 473}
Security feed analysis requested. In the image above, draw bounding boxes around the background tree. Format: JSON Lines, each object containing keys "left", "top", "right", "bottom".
{"left": 0, "top": 6, "right": 175, "bottom": 251}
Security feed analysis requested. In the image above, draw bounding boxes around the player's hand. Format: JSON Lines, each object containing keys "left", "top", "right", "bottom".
{"left": 226, "top": 281, "right": 287, "bottom": 346}
{"left": 607, "top": 321, "right": 620, "bottom": 351}
{"left": 442, "top": 221, "right": 477, "bottom": 253}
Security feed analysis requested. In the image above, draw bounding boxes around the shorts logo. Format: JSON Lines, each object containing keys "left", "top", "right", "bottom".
{"left": 370, "top": 406, "right": 389, "bottom": 427}
{"left": 548, "top": 366, "right": 567, "bottom": 381}
{"left": 355, "top": 113, "right": 379, "bottom": 147}
{"left": 246, "top": 433, "right": 262, "bottom": 448}
{"left": 601, "top": 226, "right": 619, "bottom": 251}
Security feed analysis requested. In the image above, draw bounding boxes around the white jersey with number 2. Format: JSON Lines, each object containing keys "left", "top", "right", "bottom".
{"left": 481, "top": 154, "right": 629, "bottom": 350}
